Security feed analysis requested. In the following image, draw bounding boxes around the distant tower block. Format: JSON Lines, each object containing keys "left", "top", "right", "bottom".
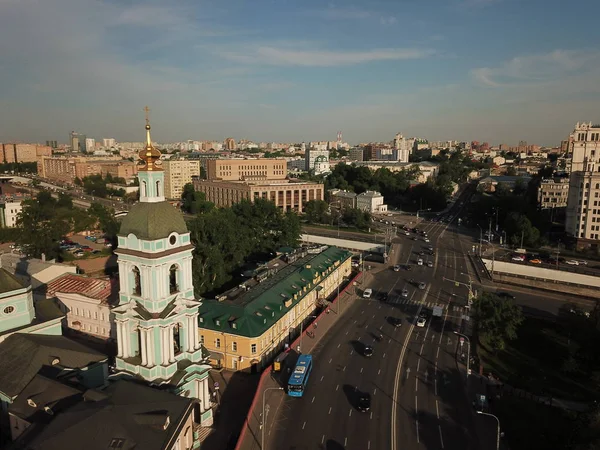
{"left": 337, "top": 131, "right": 342, "bottom": 149}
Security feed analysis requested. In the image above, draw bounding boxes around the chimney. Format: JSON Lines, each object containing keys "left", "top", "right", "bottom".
{"left": 41, "top": 253, "right": 46, "bottom": 262}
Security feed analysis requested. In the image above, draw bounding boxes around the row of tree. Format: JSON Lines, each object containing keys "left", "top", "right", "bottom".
{"left": 303, "top": 200, "right": 372, "bottom": 230}
{"left": 0, "top": 162, "right": 37, "bottom": 174}
{"left": 74, "top": 174, "right": 128, "bottom": 199}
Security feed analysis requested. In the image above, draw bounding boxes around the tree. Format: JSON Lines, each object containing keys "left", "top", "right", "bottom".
{"left": 181, "top": 183, "right": 214, "bottom": 215}
{"left": 504, "top": 212, "right": 540, "bottom": 247}
{"left": 505, "top": 166, "right": 517, "bottom": 176}
{"left": 473, "top": 292, "right": 524, "bottom": 352}
{"left": 56, "top": 192, "right": 73, "bottom": 209}
{"left": 304, "top": 200, "right": 329, "bottom": 224}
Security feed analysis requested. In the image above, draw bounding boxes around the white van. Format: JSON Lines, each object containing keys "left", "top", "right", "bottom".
{"left": 363, "top": 288, "right": 373, "bottom": 298}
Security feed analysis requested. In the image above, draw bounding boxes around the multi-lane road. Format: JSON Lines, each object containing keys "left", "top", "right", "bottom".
{"left": 270, "top": 199, "right": 485, "bottom": 450}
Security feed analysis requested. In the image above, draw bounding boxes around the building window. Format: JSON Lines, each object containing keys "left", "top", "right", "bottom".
{"left": 169, "top": 264, "right": 179, "bottom": 294}
{"left": 232, "top": 341, "right": 237, "bottom": 352}
{"left": 132, "top": 266, "right": 141, "bottom": 296}
{"left": 3, "top": 306, "right": 15, "bottom": 315}
{"left": 251, "top": 344, "right": 257, "bottom": 354}
{"left": 200, "top": 335, "right": 204, "bottom": 344}
{"left": 215, "top": 338, "right": 221, "bottom": 348}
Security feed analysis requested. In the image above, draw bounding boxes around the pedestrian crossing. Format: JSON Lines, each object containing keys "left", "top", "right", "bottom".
{"left": 386, "top": 296, "right": 465, "bottom": 312}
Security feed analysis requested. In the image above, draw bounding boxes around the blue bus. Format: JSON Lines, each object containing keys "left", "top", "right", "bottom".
{"left": 287, "top": 354, "right": 313, "bottom": 397}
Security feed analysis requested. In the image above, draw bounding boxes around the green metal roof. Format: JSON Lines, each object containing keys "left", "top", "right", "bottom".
{"left": 0, "top": 268, "right": 27, "bottom": 294}
{"left": 199, "top": 246, "right": 352, "bottom": 338}
{"left": 119, "top": 201, "right": 188, "bottom": 240}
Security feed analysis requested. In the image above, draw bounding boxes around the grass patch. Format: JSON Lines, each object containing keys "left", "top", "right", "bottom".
{"left": 478, "top": 317, "right": 600, "bottom": 401}
{"left": 493, "top": 396, "right": 578, "bottom": 450}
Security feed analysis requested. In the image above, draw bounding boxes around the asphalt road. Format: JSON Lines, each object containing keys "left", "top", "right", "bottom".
{"left": 270, "top": 194, "right": 482, "bottom": 450}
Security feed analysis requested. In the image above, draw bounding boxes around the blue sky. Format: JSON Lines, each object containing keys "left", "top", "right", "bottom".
{"left": 1, "top": 0, "right": 600, "bottom": 146}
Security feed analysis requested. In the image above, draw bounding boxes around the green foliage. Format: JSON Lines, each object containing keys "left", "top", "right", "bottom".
{"left": 304, "top": 200, "right": 330, "bottom": 224}
{"left": 81, "top": 173, "right": 128, "bottom": 198}
{"left": 342, "top": 208, "right": 371, "bottom": 230}
{"left": 0, "top": 162, "right": 37, "bottom": 174}
{"left": 506, "top": 165, "right": 518, "bottom": 176}
{"left": 0, "top": 227, "right": 21, "bottom": 243}
{"left": 187, "top": 199, "right": 301, "bottom": 295}
{"left": 181, "top": 183, "right": 215, "bottom": 215}
{"left": 504, "top": 212, "right": 540, "bottom": 247}
{"left": 474, "top": 292, "right": 524, "bottom": 352}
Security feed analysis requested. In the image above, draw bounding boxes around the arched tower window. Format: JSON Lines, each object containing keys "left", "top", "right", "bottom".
{"left": 173, "top": 323, "right": 182, "bottom": 356}
{"left": 169, "top": 264, "right": 179, "bottom": 294}
{"left": 132, "top": 266, "right": 141, "bottom": 296}
{"left": 141, "top": 181, "right": 147, "bottom": 197}
{"left": 156, "top": 180, "right": 161, "bottom": 197}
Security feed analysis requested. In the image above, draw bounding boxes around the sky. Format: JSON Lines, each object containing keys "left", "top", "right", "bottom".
{"left": 1, "top": 0, "right": 600, "bottom": 146}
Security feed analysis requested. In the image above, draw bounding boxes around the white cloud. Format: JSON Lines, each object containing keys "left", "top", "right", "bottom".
{"left": 380, "top": 16, "right": 398, "bottom": 26}
{"left": 472, "top": 49, "right": 600, "bottom": 87}
{"left": 220, "top": 46, "right": 435, "bottom": 67}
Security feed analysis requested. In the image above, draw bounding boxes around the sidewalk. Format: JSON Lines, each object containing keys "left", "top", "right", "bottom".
{"left": 234, "top": 271, "right": 368, "bottom": 450}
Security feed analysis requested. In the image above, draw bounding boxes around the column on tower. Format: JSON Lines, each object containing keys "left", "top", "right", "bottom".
{"left": 140, "top": 328, "right": 148, "bottom": 366}
{"left": 186, "top": 316, "right": 194, "bottom": 352}
{"left": 169, "top": 325, "right": 176, "bottom": 362}
{"left": 116, "top": 321, "right": 123, "bottom": 357}
{"left": 145, "top": 327, "right": 154, "bottom": 366}
{"left": 193, "top": 315, "right": 200, "bottom": 350}
{"left": 161, "top": 326, "right": 170, "bottom": 365}
{"left": 204, "top": 378, "right": 210, "bottom": 410}
{"left": 122, "top": 322, "right": 130, "bottom": 358}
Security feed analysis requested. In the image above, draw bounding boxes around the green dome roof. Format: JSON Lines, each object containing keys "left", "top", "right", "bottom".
{"left": 119, "top": 201, "right": 188, "bottom": 240}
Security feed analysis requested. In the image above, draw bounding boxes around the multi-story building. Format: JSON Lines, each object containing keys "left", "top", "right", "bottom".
{"left": 46, "top": 274, "right": 117, "bottom": 340}
{"left": 353, "top": 161, "right": 440, "bottom": 183}
{"left": 206, "top": 158, "right": 286, "bottom": 181}
{"left": 356, "top": 191, "right": 387, "bottom": 213}
{"left": 393, "top": 133, "right": 411, "bottom": 163}
{"left": 305, "top": 148, "right": 330, "bottom": 174}
{"left": 37, "top": 156, "right": 137, "bottom": 184}
{"left": 103, "top": 138, "right": 116, "bottom": 148}
{"left": 193, "top": 179, "right": 324, "bottom": 212}
{"left": 565, "top": 122, "right": 600, "bottom": 247}
{"left": 1, "top": 144, "right": 51, "bottom": 164}
{"left": 163, "top": 159, "right": 201, "bottom": 199}
{"left": 329, "top": 189, "right": 358, "bottom": 209}
{"left": 348, "top": 147, "right": 364, "bottom": 161}
{"left": 538, "top": 178, "right": 569, "bottom": 209}
{"left": 199, "top": 246, "right": 352, "bottom": 371}
{"left": 0, "top": 200, "right": 22, "bottom": 227}
{"left": 224, "top": 137, "right": 236, "bottom": 151}
{"left": 85, "top": 138, "right": 95, "bottom": 153}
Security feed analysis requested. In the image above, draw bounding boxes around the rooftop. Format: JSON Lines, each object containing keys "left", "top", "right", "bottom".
{"left": 200, "top": 246, "right": 352, "bottom": 337}
{"left": 0, "top": 267, "right": 27, "bottom": 294}
{"left": 46, "top": 274, "right": 117, "bottom": 303}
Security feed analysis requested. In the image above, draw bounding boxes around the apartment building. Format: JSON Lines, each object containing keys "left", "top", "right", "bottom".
{"left": 354, "top": 161, "right": 440, "bottom": 183}
{"left": 37, "top": 156, "right": 137, "bottom": 184}
{"left": 199, "top": 246, "right": 352, "bottom": 371}
{"left": 193, "top": 178, "right": 324, "bottom": 212}
{"left": 206, "top": 158, "right": 286, "bottom": 181}
{"left": 305, "top": 148, "right": 330, "bottom": 174}
{"left": 1, "top": 144, "right": 52, "bottom": 164}
{"left": 163, "top": 159, "right": 201, "bottom": 199}
{"left": 356, "top": 191, "right": 387, "bottom": 213}
{"left": 538, "top": 178, "right": 569, "bottom": 209}
{"left": 565, "top": 122, "right": 600, "bottom": 247}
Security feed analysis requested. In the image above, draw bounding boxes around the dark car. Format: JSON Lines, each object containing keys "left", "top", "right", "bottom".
{"left": 497, "top": 292, "right": 515, "bottom": 299}
{"left": 363, "top": 346, "right": 374, "bottom": 357}
{"left": 390, "top": 317, "right": 402, "bottom": 328}
{"left": 357, "top": 392, "right": 371, "bottom": 412}
{"left": 405, "top": 265, "right": 412, "bottom": 271}
{"left": 380, "top": 292, "right": 389, "bottom": 302}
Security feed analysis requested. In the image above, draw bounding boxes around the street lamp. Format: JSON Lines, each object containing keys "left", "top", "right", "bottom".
{"left": 261, "top": 387, "right": 284, "bottom": 450}
{"left": 477, "top": 411, "right": 501, "bottom": 450}
{"left": 335, "top": 274, "right": 349, "bottom": 314}
{"left": 299, "top": 315, "right": 318, "bottom": 353}
{"left": 453, "top": 331, "right": 471, "bottom": 376}
{"left": 476, "top": 224, "right": 483, "bottom": 256}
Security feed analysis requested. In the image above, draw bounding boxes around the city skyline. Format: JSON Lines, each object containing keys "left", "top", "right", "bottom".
{"left": 1, "top": 0, "right": 600, "bottom": 145}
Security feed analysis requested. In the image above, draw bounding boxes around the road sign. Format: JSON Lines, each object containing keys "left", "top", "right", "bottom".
{"left": 214, "top": 382, "right": 220, "bottom": 390}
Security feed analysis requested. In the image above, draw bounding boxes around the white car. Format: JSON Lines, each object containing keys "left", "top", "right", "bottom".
{"left": 363, "top": 288, "right": 373, "bottom": 298}
{"left": 427, "top": 261, "right": 433, "bottom": 268}
{"left": 565, "top": 260, "right": 579, "bottom": 265}
{"left": 402, "top": 289, "right": 409, "bottom": 298}
{"left": 416, "top": 317, "right": 426, "bottom": 328}
{"left": 512, "top": 256, "right": 525, "bottom": 262}
{"left": 417, "top": 258, "right": 423, "bottom": 266}
{"left": 424, "top": 238, "right": 430, "bottom": 243}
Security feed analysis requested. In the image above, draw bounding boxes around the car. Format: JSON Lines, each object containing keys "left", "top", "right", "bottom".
{"left": 565, "top": 260, "right": 579, "bottom": 265}
{"left": 357, "top": 392, "right": 371, "bottom": 412}
{"left": 393, "top": 265, "right": 401, "bottom": 272}
{"left": 363, "top": 288, "right": 373, "bottom": 298}
{"left": 418, "top": 282, "right": 426, "bottom": 290}
{"left": 419, "top": 251, "right": 425, "bottom": 256}
{"left": 405, "top": 264, "right": 412, "bottom": 271}
{"left": 412, "top": 237, "right": 418, "bottom": 241}
{"left": 404, "top": 231, "right": 410, "bottom": 236}
{"left": 529, "top": 258, "right": 542, "bottom": 264}
{"left": 512, "top": 255, "right": 525, "bottom": 261}
{"left": 363, "top": 346, "right": 374, "bottom": 357}
{"left": 401, "top": 289, "right": 409, "bottom": 298}
{"left": 417, "top": 258, "right": 423, "bottom": 266}
{"left": 423, "top": 238, "right": 430, "bottom": 243}
{"left": 92, "top": 250, "right": 102, "bottom": 254}
{"left": 578, "top": 260, "right": 588, "bottom": 265}
{"left": 416, "top": 317, "right": 426, "bottom": 328}
{"left": 390, "top": 317, "right": 402, "bottom": 328}
{"left": 427, "top": 261, "right": 433, "bottom": 268}
{"left": 73, "top": 251, "right": 84, "bottom": 257}
{"left": 427, "top": 246, "right": 434, "bottom": 251}
{"left": 380, "top": 292, "right": 388, "bottom": 302}
{"left": 497, "top": 292, "right": 515, "bottom": 299}
{"left": 352, "top": 261, "right": 360, "bottom": 268}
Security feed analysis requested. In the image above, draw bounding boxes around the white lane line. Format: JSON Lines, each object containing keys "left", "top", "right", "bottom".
{"left": 416, "top": 420, "right": 420, "bottom": 443}
{"left": 302, "top": 421, "right": 306, "bottom": 430}
{"left": 439, "top": 425, "right": 445, "bottom": 449}
{"left": 417, "top": 359, "right": 420, "bottom": 372}
{"left": 383, "top": 353, "right": 386, "bottom": 358}
{"left": 343, "top": 365, "right": 346, "bottom": 372}
{"left": 336, "top": 384, "right": 339, "bottom": 391}
{"left": 349, "top": 409, "right": 352, "bottom": 417}
{"left": 350, "top": 350, "right": 354, "bottom": 355}
{"left": 420, "top": 344, "right": 424, "bottom": 354}
{"left": 344, "top": 437, "right": 348, "bottom": 447}
{"left": 378, "top": 369, "right": 381, "bottom": 375}
{"left": 435, "top": 378, "right": 438, "bottom": 396}
{"left": 436, "top": 347, "right": 440, "bottom": 360}
{"left": 436, "top": 400, "right": 440, "bottom": 419}
{"left": 360, "top": 367, "right": 363, "bottom": 373}
{"left": 389, "top": 339, "right": 392, "bottom": 343}
{"left": 346, "top": 331, "right": 349, "bottom": 335}
{"left": 322, "top": 435, "right": 325, "bottom": 444}
{"left": 338, "top": 343, "right": 341, "bottom": 348}
{"left": 368, "top": 440, "right": 371, "bottom": 449}
{"left": 329, "top": 407, "right": 332, "bottom": 414}
{"left": 329, "top": 358, "right": 332, "bottom": 364}
{"left": 312, "top": 396, "right": 315, "bottom": 403}
{"left": 374, "top": 388, "right": 377, "bottom": 396}
{"left": 373, "top": 314, "right": 376, "bottom": 319}
{"left": 415, "top": 377, "right": 418, "bottom": 392}
{"left": 321, "top": 375, "right": 324, "bottom": 381}
{"left": 370, "top": 411, "right": 373, "bottom": 419}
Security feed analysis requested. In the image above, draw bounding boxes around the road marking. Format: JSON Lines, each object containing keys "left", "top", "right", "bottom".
{"left": 368, "top": 440, "right": 371, "bottom": 449}
{"left": 419, "top": 344, "right": 424, "bottom": 354}
{"left": 416, "top": 359, "right": 420, "bottom": 371}
{"left": 322, "top": 435, "right": 325, "bottom": 444}
{"left": 320, "top": 375, "right": 324, "bottom": 381}
{"left": 350, "top": 350, "right": 353, "bottom": 355}
{"left": 431, "top": 334, "right": 435, "bottom": 342}
{"left": 329, "top": 407, "right": 332, "bottom": 414}
{"left": 344, "top": 437, "right": 348, "bottom": 447}
{"left": 436, "top": 400, "right": 440, "bottom": 419}
{"left": 383, "top": 353, "right": 386, "bottom": 358}
{"left": 389, "top": 339, "right": 392, "bottom": 343}
{"left": 415, "top": 377, "right": 418, "bottom": 392}
{"left": 329, "top": 358, "right": 332, "bottom": 364}
{"left": 343, "top": 365, "right": 346, "bottom": 371}
{"left": 346, "top": 331, "right": 349, "bottom": 335}
{"left": 416, "top": 420, "right": 420, "bottom": 443}
{"left": 370, "top": 411, "right": 373, "bottom": 419}
{"left": 354, "top": 320, "right": 357, "bottom": 324}
{"left": 349, "top": 409, "right": 352, "bottom": 417}
{"left": 436, "top": 347, "right": 440, "bottom": 360}
{"left": 439, "top": 425, "right": 445, "bottom": 449}
{"left": 337, "top": 343, "right": 341, "bottom": 348}
{"left": 374, "top": 388, "right": 377, "bottom": 396}
{"left": 336, "top": 384, "right": 339, "bottom": 391}
{"left": 360, "top": 367, "right": 363, "bottom": 373}
{"left": 312, "top": 396, "right": 315, "bottom": 403}
{"left": 435, "top": 378, "right": 438, "bottom": 396}
{"left": 378, "top": 369, "right": 381, "bottom": 375}
{"left": 373, "top": 314, "right": 376, "bottom": 319}
{"left": 302, "top": 421, "right": 306, "bottom": 430}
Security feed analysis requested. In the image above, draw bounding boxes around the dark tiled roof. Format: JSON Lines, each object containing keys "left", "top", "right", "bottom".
{"left": 0, "top": 267, "right": 27, "bottom": 294}
{"left": 119, "top": 201, "right": 188, "bottom": 240}
{"left": 0, "top": 334, "right": 107, "bottom": 399}
{"left": 199, "top": 246, "right": 352, "bottom": 337}
{"left": 19, "top": 380, "right": 193, "bottom": 450}
{"left": 46, "top": 274, "right": 115, "bottom": 302}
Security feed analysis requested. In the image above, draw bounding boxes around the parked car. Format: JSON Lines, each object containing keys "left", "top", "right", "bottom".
{"left": 512, "top": 255, "right": 525, "bottom": 262}
{"left": 416, "top": 317, "right": 426, "bottom": 327}
{"left": 529, "top": 258, "right": 542, "bottom": 264}
{"left": 363, "top": 288, "right": 373, "bottom": 298}
{"left": 565, "top": 260, "right": 579, "bottom": 265}
{"left": 393, "top": 265, "right": 401, "bottom": 272}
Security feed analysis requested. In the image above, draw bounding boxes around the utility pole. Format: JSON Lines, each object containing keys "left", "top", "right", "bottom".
{"left": 443, "top": 276, "right": 474, "bottom": 304}
{"left": 520, "top": 230, "right": 524, "bottom": 249}
{"left": 488, "top": 218, "right": 492, "bottom": 244}
{"left": 495, "top": 208, "right": 499, "bottom": 232}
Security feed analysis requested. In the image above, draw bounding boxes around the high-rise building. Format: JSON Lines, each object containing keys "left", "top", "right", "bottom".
{"left": 45, "top": 140, "right": 58, "bottom": 148}
{"left": 393, "top": 133, "right": 411, "bottom": 163}
{"left": 102, "top": 138, "right": 116, "bottom": 148}
{"left": 163, "top": 159, "right": 201, "bottom": 199}
{"left": 305, "top": 148, "right": 330, "bottom": 174}
{"left": 85, "top": 138, "right": 95, "bottom": 153}
{"left": 565, "top": 122, "right": 600, "bottom": 248}
{"left": 224, "top": 137, "right": 236, "bottom": 151}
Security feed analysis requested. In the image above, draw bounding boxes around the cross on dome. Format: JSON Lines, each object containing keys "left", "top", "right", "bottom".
{"left": 138, "top": 106, "right": 163, "bottom": 171}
